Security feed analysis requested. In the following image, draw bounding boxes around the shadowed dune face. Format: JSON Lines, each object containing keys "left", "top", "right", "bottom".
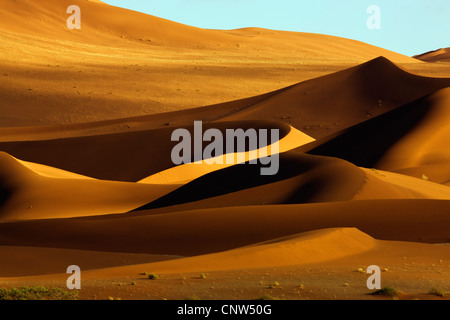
{"left": 220, "top": 57, "right": 450, "bottom": 139}
{"left": 133, "top": 152, "right": 367, "bottom": 211}
{"left": 305, "top": 88, "right": 450, "bottom": 183}
{"left": 0, "top": 152, "right": 39, "bottom": 210}
{"left": 0, "top": 121, "right": 290, "bottom": 182}
{"left": 0, "top": 152, "right": 182, "bottom": 222}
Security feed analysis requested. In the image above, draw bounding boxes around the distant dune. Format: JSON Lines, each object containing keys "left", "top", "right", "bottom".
{"left": 0, "top": 0, "right": 432, "bottom": 127}
{"left": 414, "top": 48, "right": 450, "bottom": 62}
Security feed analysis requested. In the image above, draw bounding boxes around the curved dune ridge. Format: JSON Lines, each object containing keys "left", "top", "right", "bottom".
{"left": 220, "top": 57, "right": 450, "bottom": 139}
{"left": 0, "top": 152, "right": 180, "bottom": 221}
{"left": 139, "top": 125, "right": 314, "bottom": 184}
{"left": 133, "top": 150, "right": 450, "bottom": 213}
{"left": 0, "top": 120, "right": 292, "bottom": 182}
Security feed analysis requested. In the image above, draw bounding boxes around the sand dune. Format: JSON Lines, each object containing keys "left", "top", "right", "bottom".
{"left": 305, "top": 88, "right": 450, "bottom": 184}
{"left": 0, "top": 0, "right": 419, "bottom": 58}
{"left": 0, "top": 245, "right": 179, "bottom": 277}
{"left": 414, "top": 48, "right": 450, "bottom": 63}
{"left": 220, "top": 57, "right": 450, "bottom": 139}
{"left": 139, "top": 125, "right": 314, "bottom": 184}
{"left": 360, "top": 168, "right": 450, "bottom": 200}
{"left": 1, "top": 0, "right": 433, "bottom": 127}
{"left": 1, "top": 199, "right": 449, "bottom": 259}
{"left": 0, "top": 121, "right": 290, "bottom": 182}
{"left": 1, "top": 55, "right": 450, "bottom": 142}
{"left": 134, "top": 149, "right": 450, "bottom": 213}
{"left": 1, "top": 0, "right": 450, "bottom": 300}
{"left": 85, "top": 228, "right": 377, "bottom": 274}
{"left": 2, "top": 58, "right": 450, "bottom": 184}
{"left": 0, "top": 152, "right": 180, "bottom": 221}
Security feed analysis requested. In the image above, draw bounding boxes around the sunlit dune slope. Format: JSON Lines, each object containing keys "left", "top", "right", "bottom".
{"left": 97, "top": 228, "right": 377, "bottom": 273}
{"left": 139, "top": 125, "right": 314, "bottom": 184}
{"left": 0, "top": 152, "right": 179, "bottom": 221}
{"left": 0, "top": 0, "right": 420, "bottom": 57}
{"left": 0, "top": 0, "right": 425, "bottom": 127}
{"left": 414, "top": 48, "right": 450, "bottom": 63}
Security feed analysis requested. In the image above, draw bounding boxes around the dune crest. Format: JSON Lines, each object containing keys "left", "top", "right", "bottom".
{"left": 307, "top": 87, "right": 450, "bottom": 184}
{"left": 139, "top": 125, "right": 314, "bottom": 184}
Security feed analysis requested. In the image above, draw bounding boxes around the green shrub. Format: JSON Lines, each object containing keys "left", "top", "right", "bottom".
{"left": 370, "top": 287, "right": 400, "bottom": 297}
{"left": 148, "top": 273, "right": 159, "bottom": 280}
{"left": 429, "top": 287, "right": 450, "bottom": 298}
{"left": 256, "top": 294, "right": 278, "bottom": 300}
{"left": 0, "top": 286, "right": 78, "bottom": 300}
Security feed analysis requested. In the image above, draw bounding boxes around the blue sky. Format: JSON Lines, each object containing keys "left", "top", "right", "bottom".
{"left": 103, "top": 0, "right": 449, "bottom": 56}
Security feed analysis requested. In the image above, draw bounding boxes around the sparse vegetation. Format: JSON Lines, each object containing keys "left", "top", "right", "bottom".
{"left": 185, "top": 295, "right": 201, "bottom": 300}
{"left": 256, "top": 294, "right": 278, "bottom": 300}
{"left": 267, "top": 281, "right": 280, "bottom": 289}
{"left": 200, "top": 273, "right": 207, "bottom": 279}
{"left": 429, "top": 287, "right": 450, "bottom": 298}
{"left": 148, "top": 273, "right": 159, "bottom": 280}
{"left": 0, "top": 286, "right": 78, "bottom": 300}
{"left": 370, "top": 287, "right": 400, "bottom": 297}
